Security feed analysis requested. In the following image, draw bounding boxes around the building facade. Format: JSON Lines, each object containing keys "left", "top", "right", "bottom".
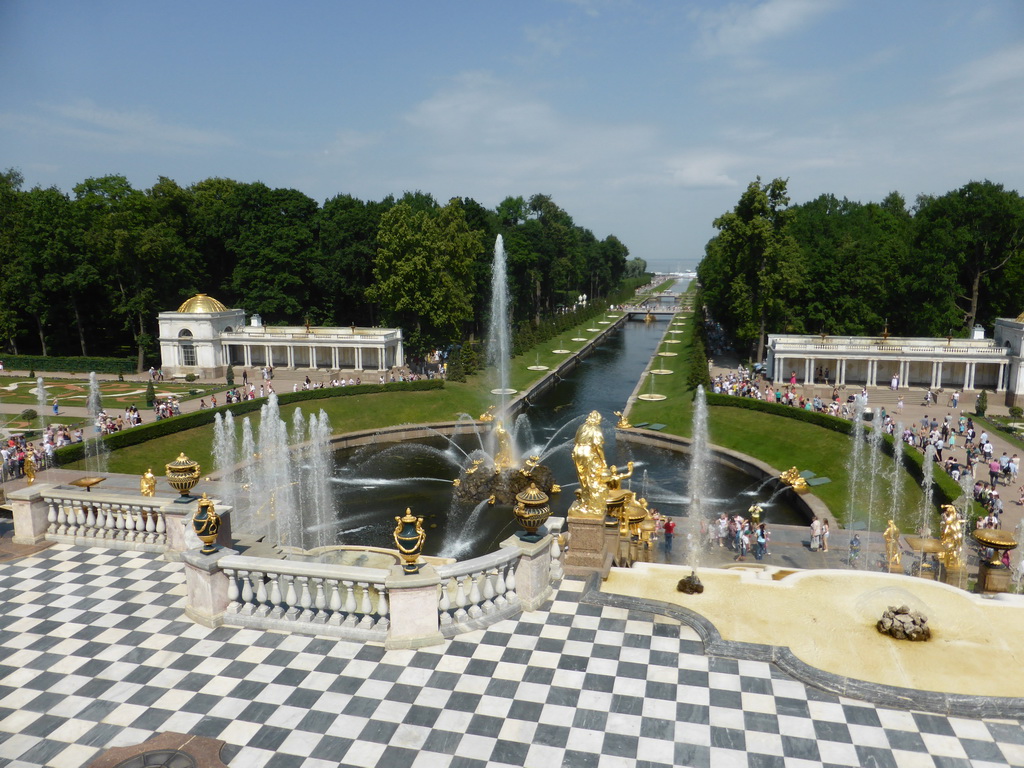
{"left": 158, "top": 294, "right": 405, "bottom": 379}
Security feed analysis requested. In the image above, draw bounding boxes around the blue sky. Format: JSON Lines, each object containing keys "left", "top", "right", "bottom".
{"left": 2, "top": 0, "right": 1022, "bottom": 272}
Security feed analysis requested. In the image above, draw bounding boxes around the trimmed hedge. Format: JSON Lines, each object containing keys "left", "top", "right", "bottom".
{"left": 0, "top": 354, "right": 136, "bottom": 374}
{"left": 53, "top": 378, "right": 445, "bottom": 465}
{"left": 705, "top": 393, "right": 964, "bottom": 506}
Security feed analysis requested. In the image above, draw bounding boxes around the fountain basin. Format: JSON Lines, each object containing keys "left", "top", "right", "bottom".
{"left": 603, "top": 563, "right": 1024, "bottom": 699}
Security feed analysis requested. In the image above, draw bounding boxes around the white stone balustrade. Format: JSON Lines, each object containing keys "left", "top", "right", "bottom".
{"left": 436, "top": 545, "right": 523, "bottom": 636}
{"left": 7, "top": 482, "right": 227, "bottom": 558}
{"left": 219, "top": 555, "right": 391, "bottom": 643}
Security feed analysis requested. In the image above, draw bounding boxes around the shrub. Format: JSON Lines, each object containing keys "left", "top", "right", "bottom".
{"left": 226, "top": 365, "right": 235, "bottom": 387}
{"left": 145, "top": 380, "right": 156, "bottom": 407}
{"left": 19, "top": 408, "right": 37, "bottom": 422}
{"left": 185, "top": 373, "right": 197, "bottom": 383}
{"left": 976, "top": 390, "right": 988, "bottom": 417}
{"left": 28, "top": 370, "right": 34, "bottom": 378}
{"left": 1009, "top": 406, "right": 1023, "bottom": 420}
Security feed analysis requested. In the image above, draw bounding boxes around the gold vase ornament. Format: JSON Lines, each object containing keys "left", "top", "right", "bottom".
{"left": 394, "top": 509, "right": 426, "bottom": 574}
{"left": 192, "top": 493, "right": 221, "bottom": 555}
{"left": 165, "top": 452, "right": 201, "bottom": 501}
{"left": 513, "top": 483, "right": 552, "bottom": 542}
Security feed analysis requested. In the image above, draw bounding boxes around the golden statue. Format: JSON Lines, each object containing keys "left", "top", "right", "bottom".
{"left": 614, "top": 410, "right": 632, "bottom": 429}
{"left": 748, "top": 503, "right": 763, "bottom": 526}
{"left": 569, "top": 410, "right": 609, "bottom": 517}
{"left": 23, "top": 452, "right": 35, "bottom": 485}
{"left": 884, "top": 519, "right": 902, "bottom": 566}
{"left": 464, "top": 458, "right": 484, "bottom": 475}
{"left": 493, "top": 421, "right": 514, "bottom": 471}
{"left": 779, "top": 466, "right": 808, "bottom": 493}
{"left": 939, "top": 504, "right": 964, "bottom": 569}
{"left": 602, "top": 462, "right": 634, "bottom": 490}
{"left": 479, "top": 405, "right": 496, "bottom": 423}
{"left": 140, "top": 468, "right": 156, "bottom": 497}
{"left": 520, "top": 455, "right": 540, "bottom": 477}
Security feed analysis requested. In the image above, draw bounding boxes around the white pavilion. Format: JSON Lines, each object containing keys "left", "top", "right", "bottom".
{"left": 158, "top": 294, "right": 405, "bottom": 379}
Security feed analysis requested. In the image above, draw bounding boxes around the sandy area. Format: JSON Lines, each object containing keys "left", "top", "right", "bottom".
{"left": 604, "top": 564, "right": 1024, "bottom": 697}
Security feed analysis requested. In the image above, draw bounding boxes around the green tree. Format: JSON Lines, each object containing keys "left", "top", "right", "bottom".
{"left": 368, "top": 200, "right": 482, "bottom": 353}
{"left": 700, "top": 177, "right": 802, "bottom": 361}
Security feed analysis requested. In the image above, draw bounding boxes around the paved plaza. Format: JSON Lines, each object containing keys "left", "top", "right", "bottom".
{"left": 0, "top": 535, "right": 1022, "bottom": 768}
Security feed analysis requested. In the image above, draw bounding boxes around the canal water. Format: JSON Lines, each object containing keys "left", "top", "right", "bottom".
{"left": 330, "top": 313, "right": 799, "bottom": 558}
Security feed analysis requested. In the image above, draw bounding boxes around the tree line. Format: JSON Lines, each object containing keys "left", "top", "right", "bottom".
{"left": 698, "top": 177, "right": 1024, "bottom": 361}
{"left": 0, "top": 170, "right": 645, "bottom": 367}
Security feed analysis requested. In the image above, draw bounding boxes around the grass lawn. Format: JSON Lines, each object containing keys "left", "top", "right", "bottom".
{"left": 0, "top": 376, "right": 219, "bottom": 407}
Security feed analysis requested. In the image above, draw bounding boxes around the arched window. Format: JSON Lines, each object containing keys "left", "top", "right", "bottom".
{"left": 178, "top": 329, "right": 197, "bottom": 366}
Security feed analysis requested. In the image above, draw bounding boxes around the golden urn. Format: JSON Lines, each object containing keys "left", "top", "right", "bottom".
{"left": 192, "top": 493, "right": 221, "bottom": 555}
{"left": 513, "top": 483, "right": 552, "bottom": 542}
{"left": 165, "top": 452, "right": 201, "bottom": 501}
{"left": 393, "top": 508, "right": 426, "bottom": 574}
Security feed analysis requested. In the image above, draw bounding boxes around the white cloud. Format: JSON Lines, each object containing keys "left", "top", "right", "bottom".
{"left": 666, "top": 151, "right": 740, "bottom": 188}
{"left": 693, "top": 0, "right": 843, "bottom": 58}
{"left": 946, "top": 41, "right": 1024, "bottom": 96}
{"left": 0, "top": 99, "right": 232, "bottom": 154}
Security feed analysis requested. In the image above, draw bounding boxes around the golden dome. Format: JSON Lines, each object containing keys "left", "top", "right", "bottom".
{"left": 177, "top": 294, "right": 229, "bottom": 313}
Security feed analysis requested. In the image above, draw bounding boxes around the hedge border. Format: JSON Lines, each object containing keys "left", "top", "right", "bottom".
{"left": 0, "top": 355, "right": 136, "bottom": 375}
{"left": 54, "top": 378, "right": 444, "bottom": 465}
{"left": 705, "top": 393, "right": 964, "bottom": 507}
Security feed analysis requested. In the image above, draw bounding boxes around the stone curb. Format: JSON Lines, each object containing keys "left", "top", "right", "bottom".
{"left": 579, "top": 572, "right": 1024, "bottom": 719}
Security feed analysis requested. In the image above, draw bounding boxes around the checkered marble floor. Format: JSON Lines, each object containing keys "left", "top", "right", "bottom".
{"left": 0, "top": 545, "right": 1022, "bottom": 768}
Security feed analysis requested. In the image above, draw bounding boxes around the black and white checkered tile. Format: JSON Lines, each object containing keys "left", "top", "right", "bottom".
{"left": 0, "top": 545, "right": 1022, "bottom": 768}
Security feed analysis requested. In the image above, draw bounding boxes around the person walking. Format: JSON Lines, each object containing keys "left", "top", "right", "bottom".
{"left": 810, "top": 515, "right": 821, "bottom": 551}
{"left": 52, "top": 397, "right": 58, "bottom": 416}
{"left": 663, "top": 517, "right": 676, "bottom": 553}
{"left": 821, "top": 518, "right": 831, "bottom": 552}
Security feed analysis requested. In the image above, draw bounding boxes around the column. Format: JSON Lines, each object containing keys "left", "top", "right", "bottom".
{"left": 396, "top": 339, "right": 405, "bottom": 368}
{"left": 310, "top": 347, "right": 317, "bottom": 369}
{"left": 286, "top": 346, "right": 295, "bottom": 369}
{"left": 243, "top": 346, "right": 252, "bottom": 367}
{"left": 839, "top": 359, "right": 846, "bottom": 386}
{"left": 774, "top": 357, "right": 785, "bottom": 384}
{"left": 264, "top": 346, "right": 272, "bottom": 368}
{"left": 804, "top": 359, "right": 812, "bottom": 385}
{"left": 331, "top": 347, "right": 339, "bottom": 370}
{"left": 355, "top": 347, "right": 363, "bottom": 371}
{"left": 998, "top": 362, "right": 1007, "bottom": 392}
{"left": 963, "top": 362, "right": 971, "bottom": 390}
{"left": 968, "top": 362, "right": 977, "bottom": 390}
{"left": 930, "top": 361, "right": 938, "bottom": 389}
{"left": 377, "top": 346, "right": 385, "bottom": 371}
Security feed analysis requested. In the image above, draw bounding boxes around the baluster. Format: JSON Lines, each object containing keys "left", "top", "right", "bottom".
{"left": 453, "top": 575, "right": 469, "bottom": 624}
{"left": 358, "top": 582, "right": 374, "bottom": 628}
{"left": 234, "top": 570, "right": 252, "bottom": 614}
{"left": 438, "top": 577, "right": 453, "bottom": 628}
{"left": 342, "top": 581, "right": 358, "bottom": 626}
{"left": 47, "top": 499, "right": 58, "bottom": 534}
{"left": 312, "top": 578, "right": 327, "bottom": 624}
{"left": 375, "top": 586, "right": 389, "bottom": 631}
{"left": 154, "top": 511, "right": 166, "bottom": 542}
{"left": 84, "top": 503, "right": 97, "bottom": 536}
{"left": 113, "top": 506, "right": 125, "bottom": 540}
{"left": 468, "top": 571, "right": 484, "bottom": 618}
{"left": 269, "top": 574, "right": 285, "bottom": 619}
{"left": 56, "top": 500, "right": 68, "bottom": 535}
{"left": 74, "top": 502, "right": 86, "bottom": 531}
{"left": 103, "top": 504, "right": 116, "bottom": 538}
{"left": 284, "top": 576, "right": 300, "bottom": 620}
{"left": 145, "top": 508, "right": 156, "bottom": 542}
{"left": 225, "top": 568, "right": 240, "bottom": 613}
{"left": 327, "top": 579, "right": 343, "bottom": 625}
{"left": 506, "top": 561, "right": 518, "bottom": 602}
{"left": 550, "top": 537, "right": 563, "bottom": 580}
{"left": 481, "top": 569, "right": 496, "bottom": 614}
{"left": 493, "top": 565, "right": 508, "bottom": 609}
{"left": 298, "top": 577, "right": 314, "bottom": 622}
{"left": 123, "top": 505, "right": 136, "bottom": 542}
{"left": 254, "top": 574, "right": 269, "bottom": 617}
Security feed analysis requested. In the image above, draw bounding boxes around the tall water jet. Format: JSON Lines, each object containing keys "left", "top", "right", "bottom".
{"left": 846, "top": 396, "right": 867, "bottom": 531}
{"left": 887, "top": 424, "right": 904, "bottom": 527}
{"left": 919, "top": 444, "right": 936, "bottom": 537}
{"left": 238, "top": 417, "right": 257, "bottom": 538}
{"left": 212, "top": 411, "right": 238, "bottom": 519}
{"left": 303, "top": 410, "right": 336, "bottom": 549}
{"left": 35, "top": 376, "right": 47, "bottom": 432}
{"left": 487, "top": 235, "right": 515, "bottom": 414}
{"left": 84, "top": 372, "right": 109, "bottom": 473}
{"left": 684, "top": 386, "right": 711, "bottom": 568}
{"left": 865, "top": 420, "right": 885, "bottom": 559}
{"left": 253, "top": 394, "right": 300, "bottom": 547}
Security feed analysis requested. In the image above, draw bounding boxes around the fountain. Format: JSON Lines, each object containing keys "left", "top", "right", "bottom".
{"left": 684, "top": 386, "right": 712, "bottom": 568}
{"left": 84, "top": 371, "right": 109, "bottom": 473}
{"left": 35, "top": 376, "right": 46, "bottom": 432}
{"left": 487, "top": 235, "right": 516, "bottom": 406}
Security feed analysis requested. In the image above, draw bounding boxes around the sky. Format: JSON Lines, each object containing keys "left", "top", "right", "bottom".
{"left": 2, "top": 0, "right": 1023, "bottom": 273}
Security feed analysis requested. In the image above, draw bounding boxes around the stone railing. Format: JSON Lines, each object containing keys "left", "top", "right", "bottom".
{"left": 183, "top": 521, "right": 564, "bottom": 649}
{"left": 771, "top": 336, "right": 1008, "bottom": 358}
{"left": 7, "top": 482, "right": 231, "bottom": 559}
{"left": 217, "top": 556, "right": 391, "bottom": 643}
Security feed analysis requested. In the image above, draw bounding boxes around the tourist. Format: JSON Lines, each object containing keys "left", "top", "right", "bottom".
{"left": 663, "top": 517, "right": 676, "bottom": 552}
{"left": 52, "top": 397, "right": 58, "bottom": 416}
{"left": 809, "top": 515, "right": 821, "bottom": 551}
{"left": 896, "top": 395, "right": 904, "bottom": 414}
{"left": 754, "top": 523, "right": 768, "bottom": 560}
{"left": 821, "top": 518, "right": 830, "bottom": 552}
{"left": 849, "top": 534, "right": 861, "bottom": 566}
{"left": 199, "top": 399, "right": 207, "bottom": 409}
{"left": 716, "top": 513, "right": 728, "bottom": 547}
{"left": 989, "top": 458, "right": 1001, "bottom": 487}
